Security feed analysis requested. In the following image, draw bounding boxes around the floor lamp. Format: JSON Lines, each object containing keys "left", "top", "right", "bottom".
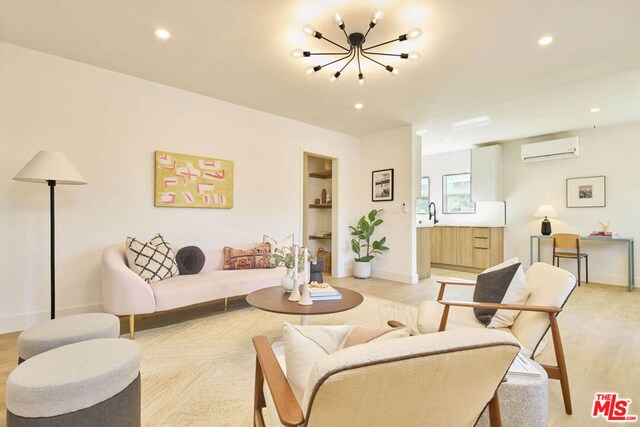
{"left": 14, "top": 151, "right": 86, "bottom": 319}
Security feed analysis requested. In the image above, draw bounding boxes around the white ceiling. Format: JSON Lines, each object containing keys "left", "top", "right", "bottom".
{"left": 2, "top": 0, "right": 640, "bottom": 152}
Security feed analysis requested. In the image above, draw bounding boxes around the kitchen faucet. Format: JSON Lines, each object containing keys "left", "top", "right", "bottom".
{"left": 428, "top": 202, "right": 439, "bottom": 224}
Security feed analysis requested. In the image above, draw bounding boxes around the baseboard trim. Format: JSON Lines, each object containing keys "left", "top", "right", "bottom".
{"left": 0, "top": 303, "right": 104, "bottom": 334}
{"left": 371, "top": 269, "right": 418, "bottom": 284}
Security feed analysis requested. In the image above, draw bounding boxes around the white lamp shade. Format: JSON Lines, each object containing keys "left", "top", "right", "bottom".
{"left": 534, "top": 204, "right": 557, "bottom": 218}
{"left": 13, "top": 151, "right": 86, "bottom": 185}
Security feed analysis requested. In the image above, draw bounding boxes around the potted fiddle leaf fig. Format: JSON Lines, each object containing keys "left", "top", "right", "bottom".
{"left": 349, "top": 209, "right": 389, "bottom": 279}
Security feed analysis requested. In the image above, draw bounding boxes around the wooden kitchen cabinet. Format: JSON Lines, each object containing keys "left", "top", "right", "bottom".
{"left": 416, "top": 228, "right": 431, "bottom": 279}
{"left": 430, "top": 226, "right": 504, "bottom": 272}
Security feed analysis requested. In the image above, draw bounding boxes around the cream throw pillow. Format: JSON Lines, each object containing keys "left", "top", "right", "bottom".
{"left": 478, "top": 257, "right": 530, "bottom": 328}
{"left": 263, "top": 234, "right": 294, "bottom": 253}
{"left": 282, "top": 323, "right": 410, "bottom": 405}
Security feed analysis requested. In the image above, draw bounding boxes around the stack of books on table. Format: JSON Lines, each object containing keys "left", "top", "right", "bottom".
{"left": 589, "top": 231, "right": 618, "bottom": 238}
{"left": 308, "top": 285, "right": 342, "bottom": 301}
{"left": 508, "top": 353, "right": 541, "bottom": 378}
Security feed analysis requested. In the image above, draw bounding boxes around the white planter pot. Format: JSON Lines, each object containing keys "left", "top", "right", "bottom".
{"left": 281, "top": 268, "right": 295, "bottom": 292}
{"left": 353, "top": 261, "right": 372, "bottom": 279}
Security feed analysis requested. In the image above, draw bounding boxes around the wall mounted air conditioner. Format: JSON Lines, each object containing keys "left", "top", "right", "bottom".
{"left": 521, "top": 137, "right": 580, "bottom": 163}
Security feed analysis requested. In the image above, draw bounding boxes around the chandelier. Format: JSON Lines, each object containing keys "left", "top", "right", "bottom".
{"left": 293, "top": 10, "right": 421, "bottom": 85}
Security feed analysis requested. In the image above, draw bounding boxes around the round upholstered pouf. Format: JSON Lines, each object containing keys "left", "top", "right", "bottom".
{"left": 476, "top": 360, "right": 548, "bottom": 427}
{"left": 176, "top": 246, "right": 206, "bottom": 275}
{"left": 6, "top": 338, "right": 141, "bottom": 427}
{"left": 17, "top": 313, "right": 120, "bottom": 362}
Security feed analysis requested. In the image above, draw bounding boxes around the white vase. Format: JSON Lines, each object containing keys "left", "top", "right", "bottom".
{"left": 353, "top": 261, "right": 372, "bottom": 279}
{"left": 281, "top": 268, "right": 294, "bottom": 292}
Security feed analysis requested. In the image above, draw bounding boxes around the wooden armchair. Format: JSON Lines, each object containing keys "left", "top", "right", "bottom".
{"left": 398, "top": 262, "right": 576, "bottom": 415}
{"left": 253, "top": 329, "right": 520, "bottom": 427}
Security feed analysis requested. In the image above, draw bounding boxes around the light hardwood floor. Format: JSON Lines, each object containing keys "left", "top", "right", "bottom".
{"left": 1, "top": 269, "right": 638, "bottom": 426}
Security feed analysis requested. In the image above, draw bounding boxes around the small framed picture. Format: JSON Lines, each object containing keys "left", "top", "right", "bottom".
{"left": 566, "top": 176, "right": 606, "bottom": 208}
{"left": 372, "top": 169, "right": 394, "bottom": 202}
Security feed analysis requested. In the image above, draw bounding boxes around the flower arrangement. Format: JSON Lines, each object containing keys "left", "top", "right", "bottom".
{"left": 271, "top": 246, "right": 317, "bottom": 273}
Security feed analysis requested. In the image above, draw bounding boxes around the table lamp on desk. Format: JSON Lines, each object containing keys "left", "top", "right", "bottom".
{"left": 534, "top": 205, "right": 557, "bottom": 236}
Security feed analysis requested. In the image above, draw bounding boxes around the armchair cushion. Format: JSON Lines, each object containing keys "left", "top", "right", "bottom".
{"left": 282, "top": 323, "right": 410, "bottom": 404}
{"left": 473, "top": 260, "right": 529, "bottom": 328}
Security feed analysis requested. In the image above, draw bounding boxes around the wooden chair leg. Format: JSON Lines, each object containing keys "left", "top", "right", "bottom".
{"left": 549, "top": 313, "right": 572, "bottom": 414}
{"left": 488, "top": 391, "right": 502, "bottom": 427}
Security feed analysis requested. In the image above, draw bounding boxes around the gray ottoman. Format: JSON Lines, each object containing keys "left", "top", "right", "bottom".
{"left": 477, "top": 360, "right": 548, "bottom": 426}
{"left": 6, "top": 338, "right": 141, "bottom": 426}
{"left": 18, "top": 313, "right": 120, "bottom": 362}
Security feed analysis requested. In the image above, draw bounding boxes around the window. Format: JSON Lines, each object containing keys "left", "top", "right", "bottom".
{"left": 416, "top": 176, "right": 430, "bottom": 214}
{"left": 443, "top": 173, "right": 475, "bottom": 213}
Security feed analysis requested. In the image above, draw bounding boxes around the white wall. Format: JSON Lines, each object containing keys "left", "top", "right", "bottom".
{"left": 502, "top": 121, "right": 640, "bottom": 286}
{"left": 0, "top": 42, "right": 360, "bottom": 332}
{"left": 359, "top": 126, "right": 418, "bottom": 284}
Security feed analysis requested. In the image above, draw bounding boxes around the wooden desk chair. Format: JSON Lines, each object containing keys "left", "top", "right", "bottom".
{"left": 553, "top": 233, "right": 587, "bottom": 286}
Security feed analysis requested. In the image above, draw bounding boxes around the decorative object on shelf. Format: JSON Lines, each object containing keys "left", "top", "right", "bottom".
{"left": 154, "top": 151, "right": 233, "bottom": 209}
{"left": 372, "top": 169, "right": 394, "bottom": 201}
{"left": 321, "top": 188, "right": 327, "bottom": 204}
{"left": 298, "top": 248, "right": 313, "bottom": 305}
{"left": 13, "top": 151, "right": 87, "bottom": 319}
{"left": 315, "top": 198, "right": 321, "bottom": 204}
{"left": 293, "top": 10, "right": 421, "bottom": 85}
{"left": 349, "top": 209, "right": 389, "bottom": 279}
{"left": 326, "top": 192, "right": 332, "bottom": 203}
{"left": 288, "top": 245, "right": 301, "bottom": 302}
{"left": 310, "top": 259, "right": 325, "bottom": 283}
{"left": 533, "top": 205, "right": 557, "bottom": 236}
{"left": 566, "top": 176, "right": 606, "bottom": 208}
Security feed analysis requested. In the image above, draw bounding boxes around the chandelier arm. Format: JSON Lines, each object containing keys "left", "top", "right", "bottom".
{"left": 360, "top": 52, "right": 389, "bottom": 69}
{"left": 357, "top": 49, "right": 362, "bottom": 74}
{"left": 308, "top": 52, "right": 353, "bottom": 56}
{"left": 338, "top": 50, "right": 357, "bottom": 73}
{"left": 362, "top": 38, "right": 401, "bottom": 51}
{"left": 320, "top": 50, "right": 354, "bottom": 69}
{"left": 362, "top": 52, "right": 404, "bottom": 57}
{"left": 320, "top": 36, "right": 350, "bottom": 52}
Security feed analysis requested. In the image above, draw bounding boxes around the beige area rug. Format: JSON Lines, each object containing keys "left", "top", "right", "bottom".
{"left": 133, "top": 295, "right": 418, "bottom": 426}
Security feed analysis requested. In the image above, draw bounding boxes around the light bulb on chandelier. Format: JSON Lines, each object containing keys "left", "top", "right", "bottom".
{"left": 294, "top": 10, "right": 421, "bottom": 85}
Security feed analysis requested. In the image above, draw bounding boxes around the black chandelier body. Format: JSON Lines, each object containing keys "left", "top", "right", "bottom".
{"left": 295, "top": 11, "right": 421, "bottom": 84}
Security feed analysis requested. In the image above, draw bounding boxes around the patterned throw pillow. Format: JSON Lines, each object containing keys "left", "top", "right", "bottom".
{"left": 223, "top": 243, "right": 272, "bottom": 270}
{"left": 126, "top": 234, "right": 179, "bottom": 283}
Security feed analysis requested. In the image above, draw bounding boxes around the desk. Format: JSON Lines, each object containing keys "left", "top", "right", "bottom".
{"left": 530, "top": 235, "right": 635, "bottom": 291}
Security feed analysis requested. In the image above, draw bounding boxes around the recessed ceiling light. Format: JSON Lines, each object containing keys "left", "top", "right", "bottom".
{"left": 155, "top": 28, "right": 171, "bottom": 40}
{"left": 590, "top": 107, "right": 601, "bottom": 113}
{"left": 538, "top": 36, "right": 553, "bottom": 46}
{"left": 354, "top": 103, "right": 364, "bottom": 110}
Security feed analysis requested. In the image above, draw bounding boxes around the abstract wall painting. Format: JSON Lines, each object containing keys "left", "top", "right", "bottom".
{"left": 154, "top": 151, "right": 234, "bottom": 208}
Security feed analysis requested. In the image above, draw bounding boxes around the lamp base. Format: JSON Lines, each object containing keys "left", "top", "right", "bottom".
{"left": 541, "top": 218, "right": 552, "bottom": 236}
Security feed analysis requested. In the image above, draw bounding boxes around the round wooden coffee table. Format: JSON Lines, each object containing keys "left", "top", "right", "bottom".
{"left": 246, "top": 286, "right": 363, "bottom": 325}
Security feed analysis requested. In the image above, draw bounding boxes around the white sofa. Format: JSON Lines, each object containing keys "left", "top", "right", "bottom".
{"left": 102, "top": 243, "right": 286, "bottom": 337}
